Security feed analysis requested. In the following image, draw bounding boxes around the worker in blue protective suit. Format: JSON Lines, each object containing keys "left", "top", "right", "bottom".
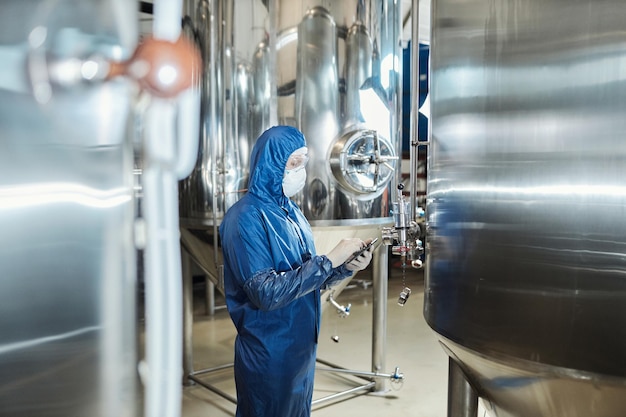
{"left": 219, "top": 125, "right": 374, "bottom": 417}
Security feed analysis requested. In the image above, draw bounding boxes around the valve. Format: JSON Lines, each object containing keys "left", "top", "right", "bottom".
{"left": 328, "top": 291, "right": 351, "bottom": 318}
{"left": 381, "top": 184, "right": 425, "bottom": 269}
{"left": 28, "top": 29, "right": 201, "bottom": 103}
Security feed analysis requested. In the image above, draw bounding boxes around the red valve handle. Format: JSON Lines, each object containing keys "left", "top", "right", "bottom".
{"left": 109, "top": 35, "right": 201, "bottom": 98}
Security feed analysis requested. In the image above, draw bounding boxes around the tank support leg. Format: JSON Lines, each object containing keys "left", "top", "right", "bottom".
{"left": 182, "top": 248, "right": 195, "bottom": 386}
{"left": 448, "top": 358, "right": 478, "bottom": 417}
{"left": 206, "top": 278, "right": 215, "bottom": 315}
{"left": 372, "top": 246, "right": 389, "bottom": 393}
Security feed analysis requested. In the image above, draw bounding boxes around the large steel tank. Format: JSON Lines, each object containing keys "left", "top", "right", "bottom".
{"left": 0, "top": 1, "right": 139, "bottom": 416}
{"left": 180, "top": 0, "right": 402, "bottom": 291}
{"left": 426, "top": 0, "right": 626, "bottom": 416}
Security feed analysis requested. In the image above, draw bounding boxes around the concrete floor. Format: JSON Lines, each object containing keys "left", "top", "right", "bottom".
{"left": 180, "top": 266, "right": 489, "bottom": 417}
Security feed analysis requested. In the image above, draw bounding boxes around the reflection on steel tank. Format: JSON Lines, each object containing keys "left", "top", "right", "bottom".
{"left": 179, "top": 0, "right": 402, "bottom": 290}
{"left": 426, "top": 0, "right": 626, "bottom": 416}
{"left": 0, "top": 1, "right": 139, "bottom": 416}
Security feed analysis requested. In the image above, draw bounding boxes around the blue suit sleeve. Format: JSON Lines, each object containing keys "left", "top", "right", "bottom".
{"left": 244, "top": 255, "right": 340, "bottom": 311}
{"left": 223, "top": 207, "right": 347, "bottom": 311}
{"left": 321, "top": 263, "right": 353, "bottom": 289}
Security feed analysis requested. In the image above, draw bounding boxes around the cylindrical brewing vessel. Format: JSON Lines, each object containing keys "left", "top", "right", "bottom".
{"left": 180, "top": 0, "right": 402, "bottom": 284}
{"left": 0, "top": 1, "right": 139, "bottom": 415}
{"left": 426, "top": 0, "right": 626, "bottom": 416}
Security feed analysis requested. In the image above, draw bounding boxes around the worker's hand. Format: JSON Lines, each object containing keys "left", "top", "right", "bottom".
{"left": 325, "top": 238, "right": 365, "bottom": 268}
{"left": 345, "top": 242, "right": 373, "bottom": 272}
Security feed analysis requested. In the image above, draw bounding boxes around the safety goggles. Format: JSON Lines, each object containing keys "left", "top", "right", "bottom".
{"left": 285, "top": 153, "right": 309, "bottom": 171}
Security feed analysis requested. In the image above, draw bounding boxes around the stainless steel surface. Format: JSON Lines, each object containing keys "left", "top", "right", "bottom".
{"left": 328, "top": 129, "right": 398, "bottom": 197}
{"left": 178, "top": 0, "right": 402, "bottom": 300}
{"left": 295, "top": 6, "right": 339, "bottom": 220}
{"left": 344, "top": 22, "right": 372, "bottom": 127}
{"left": 178, "top": 0, "right": 403, "bottom": 281}
{"left": 447, "top": 358, "right": 478, "bottom": 417}
{"left": 180, "top": 0, "right": 402, "bottom": 224}
{"left": 179, "top": 0, "right": 236, "bottom": 221}
{"left": 442, "top": 337, "right": 626, "bottom": 417}
{"left": 0, "top": 1, "right": 138, "bottom": 416}
{"left": 426, "top": 0, "right": 626, "bottom": 415}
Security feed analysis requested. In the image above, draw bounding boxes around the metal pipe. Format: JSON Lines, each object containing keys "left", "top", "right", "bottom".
{"left": 206, "top": 277, "right": 215, "bottom": 315}
{"left": 409, "top": 0, "right": 421, "bottom": 222}
{"left": 182, "top": 249, "right": 195, "bottom": 386}
{"left": 447, "top": 358, "right": 478, "bottom": 417}
{"left": 311, "top": 382, "right": 376, "bottom": 406}
{"left": 188, "top": 375, "right": 237, "bottom": 404}
{"left": 210, "top": 0, "right": 222, "bottom": 282}
{"left": 316, "top": 366, "right": 403, "bottom": 381}
{"left": 191, "top": 363, "right": 235, "bottom": 376}
{"left": 328, "top": 291, "right": 351, "bottom": 316}
{"left": 371, "top": 245, "right": 389, "bottom": 392}
{"left": 186, "top": 349, "right": 386, "bottom": 408}
{"left": 316, "top": 357, "right": 371, "bottom": 381}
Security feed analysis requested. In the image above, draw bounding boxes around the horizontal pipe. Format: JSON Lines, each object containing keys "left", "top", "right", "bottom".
{"left": 316, "top": 357, "right": 372, "bottom": 382}
{"left": 311, "top": 382, "right": 376, "bottom": 406}
{"left": 191, "top": 363, "right": 234, "bottom": 376}
{"left": 189, "top": 361, "right": 376, "bottom": 407}
{"left": 188, "top": 375, "right": 237, "bottom": 404}
{"left": 316, "top": 366, "right": 402, "bottom": 381}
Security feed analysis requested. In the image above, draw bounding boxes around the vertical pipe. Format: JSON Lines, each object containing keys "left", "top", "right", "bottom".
{"left": 221, "top": 0, "right": 238, "bottom": 211}
{"left": 209, "top": 0, "right": 221, "bottom": 283}
{"left": 448, "top": 358, "right": 478, "bottom": 417}
{"left": 206, "top": 277, "right": 215, "bottom": 315}
{"left": 143, "top": 100, "right": 183, "bottom": 417}
{"left": 267, "top": 0, "right": 278, "bottom": 126}
{"left": 372, "top": 246, "right": 389, "bottom": 392}
{"left": 409, "top": 0, "right": 421, "bottom": 221}
{"left": 182, "top": 0, "right": 195, "bottom": 20}
{"left": 152, "top": 0, "right": 183, "bottom": 42}
{"left": 182, "top": 248, "right": 195, "bottom": 386}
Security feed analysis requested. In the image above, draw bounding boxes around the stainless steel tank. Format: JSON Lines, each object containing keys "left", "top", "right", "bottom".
{"left": 180, "top": 0, "right": 402, "bottom": 289}
{"left": 426, "top": 0, "right": 626, "bottom": 416}
{"left": 0, "top": 1, "right": 139, "bottom": 416}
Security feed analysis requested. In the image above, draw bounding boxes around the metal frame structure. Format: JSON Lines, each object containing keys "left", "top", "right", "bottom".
{"left": 182, "top": 245, "right": 404, "bottom": 407}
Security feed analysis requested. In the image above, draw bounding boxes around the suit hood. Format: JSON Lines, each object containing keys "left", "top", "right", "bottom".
{"left": 248, "top": 126, "right": 307, "bottom": 205}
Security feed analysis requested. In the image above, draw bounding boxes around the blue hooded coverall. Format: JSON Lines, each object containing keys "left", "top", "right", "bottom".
{"left": 219, "top": 126, "right": 352, "bottom": 417}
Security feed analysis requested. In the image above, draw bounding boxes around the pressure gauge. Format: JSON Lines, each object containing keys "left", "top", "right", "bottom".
{"left": 329, "top": 129, "right": 398, "bottom": 196}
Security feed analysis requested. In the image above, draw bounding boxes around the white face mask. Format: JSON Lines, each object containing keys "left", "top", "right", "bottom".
{"left": 282, "top": 166, "right": 307, "bottom": 197}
